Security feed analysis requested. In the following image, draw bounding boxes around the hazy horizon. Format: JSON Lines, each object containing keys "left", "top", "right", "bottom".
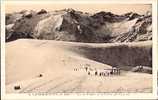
{"left": 5, "top": 2, "right": 151, "bottom": 15}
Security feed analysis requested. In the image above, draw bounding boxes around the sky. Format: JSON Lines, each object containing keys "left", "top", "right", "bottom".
{"left": 5, "top": 2, "right": 151, "bottom": 15}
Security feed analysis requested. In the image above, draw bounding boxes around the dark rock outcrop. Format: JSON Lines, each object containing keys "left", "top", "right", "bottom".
{"left": 37, "top": 9, "right": 47, "bottom": 15}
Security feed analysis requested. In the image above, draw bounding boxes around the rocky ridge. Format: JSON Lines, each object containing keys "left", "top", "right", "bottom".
{"left": 6, "top": 8, "right": 152, "bottom": 43}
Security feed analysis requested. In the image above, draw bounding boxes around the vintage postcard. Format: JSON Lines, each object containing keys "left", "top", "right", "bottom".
{"left": 1, "top": 0, "right": 158, "bottom": 99}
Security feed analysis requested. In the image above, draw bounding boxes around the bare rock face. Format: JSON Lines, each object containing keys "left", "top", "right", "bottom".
{"left": 6, "top": 13, "right": 23, "bottom": 25}
{"left": 23, "top": 11, "right": 33, "bottom": 18}
{"left": 6, "top": 24, "right": 14, "bottom": 41}
{"left": 37, "top": 9, "right": 47, "bottom": 15}
{"left": 5, "top": 9, "right": 152, "bottom": 43}
{"left": 111, "top": 15, "right": 152, "bottom": 42}
{"left": 124, "top": 12, "right": 141, "bottom": 20}
{"left": 91, "top": 11, "right": 126, "bottom": 23}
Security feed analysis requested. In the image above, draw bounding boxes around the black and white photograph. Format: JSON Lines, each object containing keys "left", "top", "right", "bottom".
{"left": 1, "top": 0, "right": 158, "bottom": 99}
